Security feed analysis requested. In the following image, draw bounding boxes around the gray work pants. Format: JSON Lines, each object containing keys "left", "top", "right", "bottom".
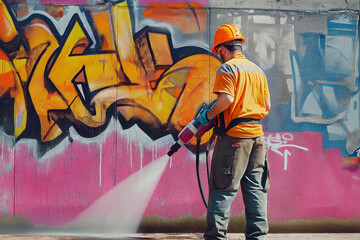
{"left": 204, "top": 134, "right": 270, "bottom": 240}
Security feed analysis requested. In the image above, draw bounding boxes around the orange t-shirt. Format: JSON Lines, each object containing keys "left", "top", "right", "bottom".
{"left": 213, "top": 54, "right": 270, "bottom": 138}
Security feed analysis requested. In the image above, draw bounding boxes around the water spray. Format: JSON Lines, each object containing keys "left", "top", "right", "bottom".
{"left": 49, "top": 101, "right": 217, "bottom": 237}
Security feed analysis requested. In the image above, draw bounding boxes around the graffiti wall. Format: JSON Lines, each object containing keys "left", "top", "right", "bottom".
{"left": 0, "top": 0, "right": 359, "bottom": 233}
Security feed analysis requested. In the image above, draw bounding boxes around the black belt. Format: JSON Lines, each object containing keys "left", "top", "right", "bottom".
{"left": 213, "top": 112, "right": 260, "bottom": 136}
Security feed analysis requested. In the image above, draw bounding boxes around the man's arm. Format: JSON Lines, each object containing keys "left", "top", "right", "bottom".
{"left": 207, "top": 92, "right": 234, "bottom": 120}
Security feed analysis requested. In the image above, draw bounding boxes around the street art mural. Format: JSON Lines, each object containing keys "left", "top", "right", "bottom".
{"left": 0, "top": 0, "right": 359, "bottom": 233}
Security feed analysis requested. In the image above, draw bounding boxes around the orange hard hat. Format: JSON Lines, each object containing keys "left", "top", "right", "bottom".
{"left": 211, "top": 24, "right": 245, "bottom": 53}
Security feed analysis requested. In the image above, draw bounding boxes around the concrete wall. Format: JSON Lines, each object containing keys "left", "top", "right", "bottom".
{"left": 0, "top": 0, "right": 360, "bottom": 235}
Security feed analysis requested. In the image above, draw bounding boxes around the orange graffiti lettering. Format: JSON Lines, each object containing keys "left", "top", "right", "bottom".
{"left": 0, "top": 0, "right": 220, "bottom": 149}
{"left": 0, "top": 1, "right": 17, "bottom": 43}
{"left": 143, "top": 3, "right": 207, "bottom": 34}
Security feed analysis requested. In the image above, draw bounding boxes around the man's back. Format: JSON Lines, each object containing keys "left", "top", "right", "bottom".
{"left": 213, "top": 54, "right": 270, "bottom": 138}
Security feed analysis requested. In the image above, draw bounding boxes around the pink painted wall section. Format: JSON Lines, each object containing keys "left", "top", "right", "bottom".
{"left": 0, "top": 131, "right": 358, "bottom": 225}
{"left": 264, "top": 132, "right": 360, "bottom": 221}
{"left": 147, "top": 132, "right": 360, "bottom": 222}
{"left": 11, "top": 132, "right": 170, "bottom": 225}
{"left": 0, "top": 141, "right": 14, "bottom": 216}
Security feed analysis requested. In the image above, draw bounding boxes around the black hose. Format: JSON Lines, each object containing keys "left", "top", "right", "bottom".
{"left": 205, "top": 134, "right": 215, "bottom": 188}
{"left": 205, "top": 145, "right": 211, "bottom": 189}
{"left": 196, "top": 137, "right": 208, "bottom": 208}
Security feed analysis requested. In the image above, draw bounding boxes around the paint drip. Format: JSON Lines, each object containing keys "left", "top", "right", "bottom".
{"left": 61, "top": 154, "right": 170, "bottom": 237}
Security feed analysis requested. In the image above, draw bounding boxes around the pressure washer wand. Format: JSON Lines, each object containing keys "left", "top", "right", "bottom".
{"left": 167, "top": 142, "right": 182, "bottom": 157}
{"left": 167, "top": 100, "right": 216, "bottom": 157}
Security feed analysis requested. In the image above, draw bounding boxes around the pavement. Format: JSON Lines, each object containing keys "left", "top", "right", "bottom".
{"left": 1, "top": 233, "right": 360, "bottom": 240}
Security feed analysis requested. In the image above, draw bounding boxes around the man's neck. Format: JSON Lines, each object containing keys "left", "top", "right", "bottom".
{"left": 227, "top": 53, "right": 244, "bottom": 61}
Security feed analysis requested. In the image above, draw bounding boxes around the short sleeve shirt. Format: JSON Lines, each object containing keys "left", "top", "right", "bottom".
{"left": 213, "top": 54, "right": 270, "bottom": 138}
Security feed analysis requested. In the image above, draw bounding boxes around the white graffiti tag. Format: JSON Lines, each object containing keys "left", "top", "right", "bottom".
{"left": 265, "top": 133, "right": 308, "bottom": 170}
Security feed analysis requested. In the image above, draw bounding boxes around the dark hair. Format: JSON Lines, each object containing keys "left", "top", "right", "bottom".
{"left": 224, "top": 44, "right": 242, "bottom": 53}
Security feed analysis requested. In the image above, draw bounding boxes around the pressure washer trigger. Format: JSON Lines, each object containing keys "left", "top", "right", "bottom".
{"left": 195, "top": 103, "right": 207, "bottom": 118}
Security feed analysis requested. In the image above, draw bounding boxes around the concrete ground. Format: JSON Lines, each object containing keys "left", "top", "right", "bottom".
{"left": 1, "top": 233, "right": 360, "bottom": 239}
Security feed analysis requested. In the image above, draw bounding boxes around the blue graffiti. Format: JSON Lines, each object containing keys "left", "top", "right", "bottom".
{"left": 289, "top": 13, "right": 359, "bottom": 157}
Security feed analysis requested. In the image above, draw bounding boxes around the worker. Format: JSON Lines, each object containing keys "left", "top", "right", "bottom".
{"left": 199, "top": 23, "right": 271, "bottom": 240}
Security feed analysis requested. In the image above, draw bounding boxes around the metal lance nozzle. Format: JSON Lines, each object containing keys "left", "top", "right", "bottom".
{"left": 167, "top": 142, "right": 182, "bottom": 156}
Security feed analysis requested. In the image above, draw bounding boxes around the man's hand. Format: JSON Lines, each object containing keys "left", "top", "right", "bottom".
{"left": 199, "top": 109, "right": 212, "bottom": 125}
